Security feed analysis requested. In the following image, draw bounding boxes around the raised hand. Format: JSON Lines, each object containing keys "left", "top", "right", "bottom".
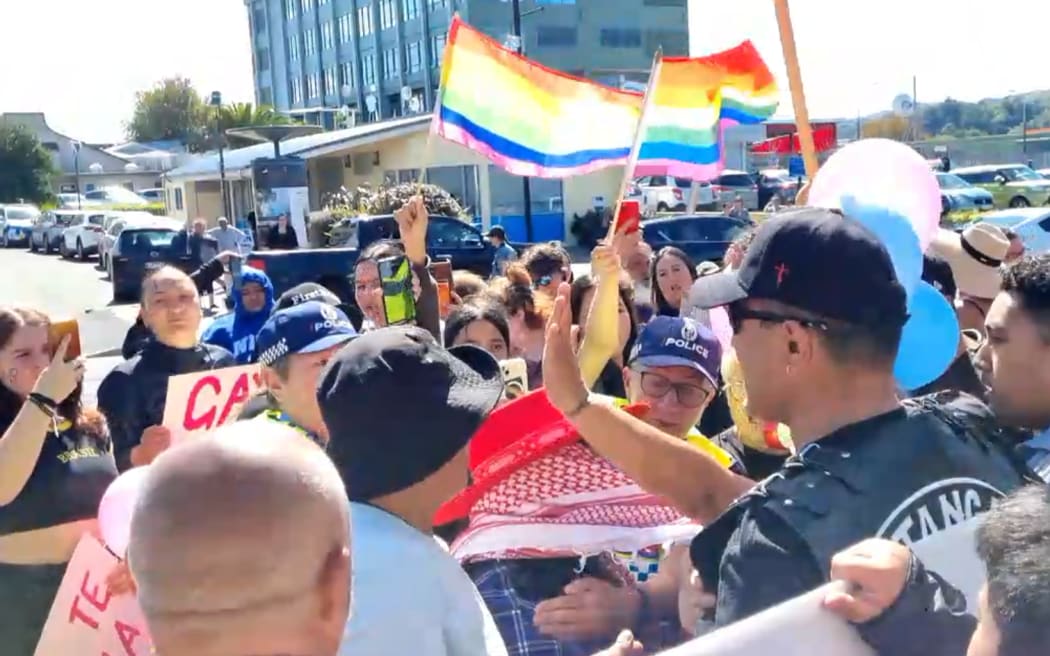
{"left": 32, "top": 335, "right": 85, "bottom": 403}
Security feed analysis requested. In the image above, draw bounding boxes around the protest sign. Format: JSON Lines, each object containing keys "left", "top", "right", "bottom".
{"left": 34, "top": 536, "right": 153, "bottom": 656}
{"left": 658, "top": 582, "right": 876, "bottom": 656}
{"left": 162, "top": 364, "right": 263, "bottom": 437}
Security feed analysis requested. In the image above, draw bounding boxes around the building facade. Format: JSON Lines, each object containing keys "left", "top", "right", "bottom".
{"left": 246, "top": 0, "right": 689, "bottom": 128}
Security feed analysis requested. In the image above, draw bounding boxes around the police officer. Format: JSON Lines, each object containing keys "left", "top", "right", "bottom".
{"left": 540, "top": 208, "right": 1035, "bottom": 631}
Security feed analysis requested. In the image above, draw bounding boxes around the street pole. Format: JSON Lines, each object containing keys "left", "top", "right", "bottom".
{"left": 511, "top": 0, "right": 534, "bottom": 242}
{"left": 72, "top": 141, "right": 82, "bottom": 209}
{"left": 1022, "top": 100, "right": 1028, "bottom": 155}
{"left": 211, "top": 91, "right": 231, "bottom": 219}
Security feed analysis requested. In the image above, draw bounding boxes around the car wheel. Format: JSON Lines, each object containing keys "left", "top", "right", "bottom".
{"left": 657, "top": 202, "right": 669, "bottom": 212}
{"left": 1009, "top": 196, "right": 1031, "bottom": 208}
{"left": 76, "top": 239, "right": 86, "bottom": 260}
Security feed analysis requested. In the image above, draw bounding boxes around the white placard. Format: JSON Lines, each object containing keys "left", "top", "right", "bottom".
{"left": 162, "top": 364, "right": 263, "bottom": 438}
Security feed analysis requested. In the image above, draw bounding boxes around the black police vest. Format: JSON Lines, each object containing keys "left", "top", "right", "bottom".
{"left": 694, "top": 392, "right": 1033, "bottom": 613}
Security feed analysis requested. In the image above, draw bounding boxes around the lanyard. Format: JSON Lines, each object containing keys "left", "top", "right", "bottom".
{"left": 262, "top": 409, "right": 324, "bottom": 448}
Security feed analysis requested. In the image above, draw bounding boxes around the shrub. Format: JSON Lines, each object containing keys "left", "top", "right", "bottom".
{"left": 111, "top": 202, "right": 167, "bottom": 216}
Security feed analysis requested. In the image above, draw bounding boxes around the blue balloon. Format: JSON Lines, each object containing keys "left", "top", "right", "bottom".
{"left": 895, "top": 281, "right": 960, "bottom": 391}
{"left": 841, "top": 196, "right": 923, "bottom": 298}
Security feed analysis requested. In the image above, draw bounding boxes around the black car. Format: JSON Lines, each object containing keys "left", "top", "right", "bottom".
{"left": 109, "top": 225, "right": 197, "bottom": 302}
{"left": 642, "top": 213, "right": 750, "bottom": 265}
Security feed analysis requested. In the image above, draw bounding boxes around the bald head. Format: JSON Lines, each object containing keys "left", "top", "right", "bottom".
{"left": 129, "top": 422, "right": 350, "bottom": 656}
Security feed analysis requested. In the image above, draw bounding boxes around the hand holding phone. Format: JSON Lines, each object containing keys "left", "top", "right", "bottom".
{"left": 378, "top": 255, "right": 417, "bottom": 325}
{"left": 48, "top": 319, "right": 81, "bottom": 361}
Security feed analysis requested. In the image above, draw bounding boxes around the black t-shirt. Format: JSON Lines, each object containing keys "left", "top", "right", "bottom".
{"left": 911, "top": 351, "right": 986, "bottom": 400}
{"left": 711, "top": 427, "right": 788, "bottom": 480}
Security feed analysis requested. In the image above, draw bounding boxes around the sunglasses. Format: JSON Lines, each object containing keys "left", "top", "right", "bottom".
{"left": 727, "top": 304, "right": 830, "bottom": 335}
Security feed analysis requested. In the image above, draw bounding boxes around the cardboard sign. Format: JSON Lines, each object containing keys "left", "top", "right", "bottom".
{"left": 34, "top": 536, "right": 153, "bottom": 656}
{"left": 659, "top": 583, "right": 875, "bottom": 656}
{"left": 162, "top": 364, "right": 263, "bottom": 437}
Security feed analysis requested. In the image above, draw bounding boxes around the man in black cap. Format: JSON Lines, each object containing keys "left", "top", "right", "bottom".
{"left": 543, "top": 207, "right": 1033, "bottom": 630}
{"left": 486, "top": 225, "right": 517, "bottom": 278}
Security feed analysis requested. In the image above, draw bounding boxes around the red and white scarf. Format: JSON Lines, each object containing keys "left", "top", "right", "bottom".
{"left": 450, "top": 443, "right": 701, "bottom": 562}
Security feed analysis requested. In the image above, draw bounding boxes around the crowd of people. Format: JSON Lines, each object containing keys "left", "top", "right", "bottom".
{"left": 1, "top": 192, "right": 1049, "bottom": 656}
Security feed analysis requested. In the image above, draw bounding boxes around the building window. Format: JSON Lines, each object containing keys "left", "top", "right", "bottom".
{"left": 304, "top": 30, "right": 317, "bottom": 56}
{"left": 362, "top": 54, "right": 376, "bottom": 85}
{"left": 407, "top": 41, "right": 422, "bottom": 73}
{"left": 288, "top": 34, "right": 300, "bottom": 60}
{"left": 358, "top": 5, "right": 373, "bottom": 36}
{"left": 537, "top": 25, "right": 576, "bottom": 47}
{"left": 256, "top": 47, "right": 270, "bottom": 71}
{"left": 285, "top": 0, "right": 295, "bottom": 20}
{"left": 253, "top": 5, "right": 267, "bottom": 31}
{"left": 536, "top": 0, "right": 575, "bottom": 3}
{"left": 340, "top": 61, "right": 354, "bottom": 90}
{"left": 402, "top": 0, "right": 419, "bottom": 20}
{"left": 382, "top": 48, "right": 399, "bottom": 78}
{"left": 338, "top": 14, "right": 352, "bottom": 43}
{"left": 319, "top": 0, "right": 330, "bottom": 4}
{"left": 175, "top": 187, "right": 184, "bottom": 211}
{"left": 431, "top": 31, "right": 446, "bottom": 65}
{"left": 307, "top": 73, "right": 321, "bottom": 99}
{"left": 321, "top": 21, "right": 334, "bottom": 49}
{"left": 259, "top": 87, "right": 273, "bottom": 106}
{"left": 290, "top": 77, "right": 304, "bottom": 103}
{"left": 426, "top": 0, "right": 447, "bottom": 8}
{"left": 379, "top": 0, "right": 395, "bottom": 30}
{"left": 644, "top": 29, "right": 688, "bottom": 56}
{"left": 300, "top": 0, "right": 313, "bottom": 13}
{"left": 600, "top": 28, "right": 642, "bottom": 48}
{"left": 324, "top": 67, "right": 337, "bottom": 96}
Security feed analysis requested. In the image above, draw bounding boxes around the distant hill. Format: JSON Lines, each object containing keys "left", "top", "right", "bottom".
{"left": 918, "top": 90, "right": 1050, "bottom": 138}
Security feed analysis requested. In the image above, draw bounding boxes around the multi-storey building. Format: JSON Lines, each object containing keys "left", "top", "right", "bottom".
{"left": 246, "top": 0, "right": 689, "bottom": 128}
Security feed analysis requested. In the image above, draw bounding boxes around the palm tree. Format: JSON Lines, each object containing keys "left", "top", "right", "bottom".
{"left": 207, "top": 103, "right": 298, "bottom": 150}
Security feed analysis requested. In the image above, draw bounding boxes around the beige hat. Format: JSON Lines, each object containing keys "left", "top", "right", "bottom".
{"left": 930, "top": 223, "right": 1009, "bottom": 300}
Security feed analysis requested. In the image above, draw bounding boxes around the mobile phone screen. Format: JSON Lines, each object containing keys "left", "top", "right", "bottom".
{"left": 49, "top": 319, "right": 82, "bottom": 361}
{"left": 378, "top": 255, "right": 417, "bottom": 325}
{"left": 428, "top": 260, "right": 453, "bottom": 285}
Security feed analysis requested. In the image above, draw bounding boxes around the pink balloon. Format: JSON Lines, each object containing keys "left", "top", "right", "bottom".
{"left": 709, "top": 306, "right": 733, "bottom": 354}
{"left": 98, "top": 467, "right": 150, "bottom": 557}
{"left": 808, "top": 139, "right": 941, "bottom": 253}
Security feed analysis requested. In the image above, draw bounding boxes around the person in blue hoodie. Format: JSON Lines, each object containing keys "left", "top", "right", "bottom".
{"left": 201, "top": 266, "right": 274, "bottom": 363}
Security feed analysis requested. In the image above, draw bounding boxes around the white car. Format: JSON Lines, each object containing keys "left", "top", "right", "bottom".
{"left": 83, "top": 187, "right": 150, "bottom": 207}
{"left": 635, "top": 175, "right": 716, "bottom": 214}
{"left": 60, "top": 212, "right": 107, "bottom": 260}
{"left": 711, "top": 169, "right": 760, "bottom": 210}
{"left": 981, "top": 208, "right": 1050, "bottom": 255}
{"left": 98, "top": 213, "right": 177, "bottom": 271}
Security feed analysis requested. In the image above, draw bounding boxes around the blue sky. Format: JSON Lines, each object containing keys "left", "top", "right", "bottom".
{"left": 2, "top": 0, "right": 1047, "bottom": 143}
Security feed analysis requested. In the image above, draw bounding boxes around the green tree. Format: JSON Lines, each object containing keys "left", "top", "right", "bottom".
{"left": 126, "top": 77, "right": 207, "bottom": 146}
{"left": 0, "top": 124, "right": 55, "bottom": 204}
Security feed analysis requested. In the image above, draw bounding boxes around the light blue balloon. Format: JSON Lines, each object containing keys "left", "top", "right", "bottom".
{"left": 895, "top": 281, "right": 960, "bottom": 391}
{"left": 841, "top": 196, "right": 923, "bottom": 299}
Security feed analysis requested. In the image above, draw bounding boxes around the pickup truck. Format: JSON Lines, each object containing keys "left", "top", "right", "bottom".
{"left": 244, "top": 214, "right": 511, "bottom": 302}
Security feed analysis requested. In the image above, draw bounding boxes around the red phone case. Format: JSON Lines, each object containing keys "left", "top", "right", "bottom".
{"left": 615, "top": 199, "right": 641, "bottom": 234}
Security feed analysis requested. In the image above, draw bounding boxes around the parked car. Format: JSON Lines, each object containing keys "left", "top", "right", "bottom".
{"left": 641, "top": 213, "right": 750, "bottom": 265}
{"left": 634, "top": 176, "right": 715, "bottom": 213}
{"left": 54, "top": 193, "right": 97, "bottom": 209}
{"left": 99, "top": 214, "right": 178, "bottom": 272}
{"left": 971, "top": 208, "right": 1050, "bottom": 254}
{"left": 755, "top": 168, "right": 803, "bottom": 207}
{"left": 60, "top": 212, "right": 107, "bottom": 260}
{"left": 137, "top": 188, "right": 166, "bottom": 203}
{"left": 952, "top": 164, "right": 1050, "bottom": 208}
{"left": 0, "top": 204, "right": 40, "bottom": 247}
{"left": 30, "top": 210, "right": 79, "bottom": 253}
{"left": 83, "top": 187, "right": 150, "bottom": 207}
{"left": 110, "top": 224, "right": 194, "bottom": 302}
{"left": 1038, "top": 168, "right": 1050, "bottom": 179}
{"left": 936, "top": 172, "right": 994, "bottom": 215}
{"left": 710, "top": 170, "right": 760, "bottom": 210}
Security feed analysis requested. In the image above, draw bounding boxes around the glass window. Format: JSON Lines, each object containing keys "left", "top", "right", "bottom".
{"left": 321, "top": 22, "right": 333, "bottom": 49}
{"left": 358, "top": 6, "right": 373, "bottom": 36}
{"left": 5, "top": 207, "right": 39, "bottom": 220}
{"left": 427, "top": 218, "right": 478, "bottom": 248}
{"left": 88, "top": 214, "right": 106, "bottom": 226}
{"left": 489, "top": 165, "right": 563, "bottom": 217}
{"left": 289, "top": 34, "right": 300, "bottom": 60}
{"left": 402, "top": 0, "right": 419, "bottom": 20}
{"left": 431, "top": 32, "right": 447, "bottom": 65}
{"left": 600, "top": 28, "right": 641, "bottom": 48}
{"left": 407, "top": 41, "right": 422, "bottom": 73}
{"left": 718, "top": 173, "right": 755, "bottom": 187}
{"left": 256, "top": 47, "right": 271, "bottom": 71}
{"left": 338, "top": 14, "right": 352, "bottom": 42}
{"left": 383, "top": 48, "right": 399, "bottom": 77}
{"left": 285, "top": 0, "right": 296, "bottom": 19}
{"left": 304, "top": 30, "right": 317, "bottom": 56}
{"left": 340, "top": 61, "right": 354, "bottom": 89}
{"left": 536, "top": 25, "right": 576, "bottom": 47}
{"left": 380, "top": 0, "right": 395, "bottom": 29}
{"left": 426, "top": 0, "right": 447, "bottom": 7}
{"left": 120, "top": 230, "right": 177, "bottom": 253}
{"left": 644, "top": 29, "right": 688, "bottom": 56}
{"left": 362, "top": 54, "right": 376, "bottom": 85}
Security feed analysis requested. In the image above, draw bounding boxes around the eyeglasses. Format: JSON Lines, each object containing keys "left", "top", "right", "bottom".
{"left": 727, "top": 304, "right": 830, "bottom": 335}
{"left": 637, "top": 370, "right": 711, "bottom": 408}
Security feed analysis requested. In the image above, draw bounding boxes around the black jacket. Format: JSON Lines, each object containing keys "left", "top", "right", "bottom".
{"left": 98, "top": 341, "right": 236, "bottom": 471}
{"left": 266, "top": 225, "right": 299, "bottom": 249}
{"left": 121, "top": 257, "right": 226, "bottom": 359}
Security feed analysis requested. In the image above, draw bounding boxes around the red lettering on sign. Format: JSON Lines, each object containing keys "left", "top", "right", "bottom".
{"left": 68, "top": 594, "right": 100, "bottom": 629}
{"left": 216, "top": 373, "right": 251, "bottom": 426}
{"left": 183, "top": 375, "right": 221, "bottom": 431}
{"left": 115, "top": 619, "right": 142, "bottom": 655}
{"left": 68, "top": 569, "right": 113, "bottom": 628}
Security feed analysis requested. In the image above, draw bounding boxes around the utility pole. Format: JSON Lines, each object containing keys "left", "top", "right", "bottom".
{"left": 211, "top": 91, "right": 231, "bottom": 220}
{"left": 1022, "top": 99, "right": 1029, "bottom": 155}
{"left": 511, "top": 0, "right": 534, "bottom": 241}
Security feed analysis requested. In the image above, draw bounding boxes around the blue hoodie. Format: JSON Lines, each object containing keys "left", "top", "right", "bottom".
{"left": 201, "top": 266, "right": 275, "bottom": 363}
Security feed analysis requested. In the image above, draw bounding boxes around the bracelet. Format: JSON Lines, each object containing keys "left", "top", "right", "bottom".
{"left": 564, "top": 393, "right": 593, "bottom": 419}
{"left": 27, "top": 392, "right": 58, "bottom": 416}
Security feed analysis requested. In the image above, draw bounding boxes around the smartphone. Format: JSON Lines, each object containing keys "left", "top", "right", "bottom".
{"left": 378, "top": 255, "right": 417, "bottom": 325}
{"left": 48, "top": 319, "right": 81, "bottom": 361}
{"left": 614, "top": 199, "right": 642, "bottom": 235}
{"left": 500, "top": 358, "right": 529, "bottom": 401}
{"left": 437, "top": 281, "right": 452, "bottom": 319}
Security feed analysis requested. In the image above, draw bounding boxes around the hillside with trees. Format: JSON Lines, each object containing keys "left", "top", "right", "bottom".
{"left": 859, "top": 90, "right": 1050, "bottom": 141}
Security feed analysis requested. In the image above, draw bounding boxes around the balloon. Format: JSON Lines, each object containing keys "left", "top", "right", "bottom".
{"left": 708, "top": 306, "right": 733, "bottom": 354}
{"left": 98, "top": 467, "right": 150, "bottom": 557}
{"left": 809, "top": 138, "right": 942, "bottom": 253}
{"left": 894, "top": 281, "right": 960, "bottom": 391}
{"left": 840, "top": 196, "right": 923, "bottom": 298}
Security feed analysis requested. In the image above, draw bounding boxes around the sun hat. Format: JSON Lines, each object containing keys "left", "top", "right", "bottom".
{"left": 930, "top": 223, "right": 1009, "bottom": 300}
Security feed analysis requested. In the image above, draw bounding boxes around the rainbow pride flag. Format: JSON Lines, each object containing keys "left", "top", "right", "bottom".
{"left": 634, "top": 43, "right": 779, "bottom": 180}
{"left": 434, "top": 17, "right": 641, "bottom": 178}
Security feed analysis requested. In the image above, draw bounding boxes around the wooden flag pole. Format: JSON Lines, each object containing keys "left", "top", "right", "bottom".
{"left": 773, "top": 0, "right": 819, "bottom": 179}
{"left": 607, "top": 49, "right": 663, "bottom": 242}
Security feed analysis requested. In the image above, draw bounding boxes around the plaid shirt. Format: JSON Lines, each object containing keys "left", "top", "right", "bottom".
{"left": 469, "top": 560, "right": 608, "bottom": 656}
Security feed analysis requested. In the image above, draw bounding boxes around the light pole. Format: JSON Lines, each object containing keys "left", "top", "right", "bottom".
{"left": 72, "top": 141, "right": 82, "bottom": 209}
{"left": 1008, "top": 90, "right": 1030, "bottom": 157}
{"left": 210, "top": 91, "right": 231, "bottom": 219}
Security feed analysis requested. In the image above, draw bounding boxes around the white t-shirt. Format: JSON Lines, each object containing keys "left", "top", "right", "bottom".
{"left": 340, "top": 502, "right": 508, "bottom": 656}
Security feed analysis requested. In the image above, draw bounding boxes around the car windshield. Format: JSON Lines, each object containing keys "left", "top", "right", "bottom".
{"left": 937, "top": 174, "right": 972, "bottom": 190}
{"left": 6, "top": 207, "right": 38, "bottom": 220}
{"left": 55, "top": 214, "right": 76, "bottom": 226}
{"left": 120, "top": 229, "right": 175, "bottom": 252}
{"left": 1001, "top": 167, "right": 1044, "bottom": 182}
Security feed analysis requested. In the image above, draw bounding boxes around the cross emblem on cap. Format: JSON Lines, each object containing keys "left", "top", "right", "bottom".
{"left": 774, "top": 263, "right": 790, "bottom": 287}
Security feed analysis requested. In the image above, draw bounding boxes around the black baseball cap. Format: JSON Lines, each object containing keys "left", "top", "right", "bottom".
{"left": 275, "top": 282, "right": 342, "bottom": 312}
{"left": 690, "top": 208, "right": 908, "bottom": 326}
{"left": 486, "top": 225, "right": 506, "bottom": 239}
{"left": 317, "top": 325, "right": 503, "bottom": 501}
